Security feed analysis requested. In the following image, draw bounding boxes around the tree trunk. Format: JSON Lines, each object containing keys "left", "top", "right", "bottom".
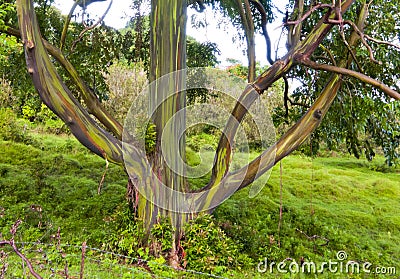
{"left": 235, "top": 0, "right": 256, "bottom": 82}
{"left": 135, "top": 0, "right": 188, "bottom": 245}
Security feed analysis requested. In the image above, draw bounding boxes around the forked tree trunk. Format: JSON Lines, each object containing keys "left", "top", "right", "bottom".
{"left": 16, "top": 0, "right": 398, "bottom": 267}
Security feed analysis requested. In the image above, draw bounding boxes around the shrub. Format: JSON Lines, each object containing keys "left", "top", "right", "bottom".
{"left": 186, "top": 132, "right": 218, "bottom": 152}
{"left": 36, "top": 104, "right": 68, "bottom": 134}
{"left": 0, "top": 77, "right": 17, "bottom": 110}
{"left": 0, "top": 107, "right": 34, "bottom": 144}
{"left": 181, "top": 214, "right": 254, "bottom": 275}
{"left": 103, "top": 62, "right": 148, "bottom": 122}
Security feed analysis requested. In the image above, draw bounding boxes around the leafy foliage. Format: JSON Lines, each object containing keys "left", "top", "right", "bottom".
{"left": 198, "top": 0, "right": 274, "bottom": 39}
{"left": 181, "top": 214, "right": 254, "bottom": 275}
{"left": 103, "top": 61, "right": 148, "bottom": 122}
{"left": 279, "top": 0, "right": 400, "bottom": 165}
{"left": 0, "top": 108, "right": 34, "bottom": 144}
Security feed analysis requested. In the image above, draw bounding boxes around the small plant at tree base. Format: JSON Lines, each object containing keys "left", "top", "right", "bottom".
{"left": 181, "top": 214, "right": 254, "bottom": 275}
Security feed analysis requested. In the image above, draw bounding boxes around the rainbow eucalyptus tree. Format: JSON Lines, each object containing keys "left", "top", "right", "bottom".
{"left": 12, "top": 0, "right": 400, "bottom": 262}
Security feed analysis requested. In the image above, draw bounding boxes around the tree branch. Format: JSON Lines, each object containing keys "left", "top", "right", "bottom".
{"left": 290, "top": 0, "right": 305, "bottom": 49}
{"left": 283, "top": 75, "right": 290, "bottom": 118}
{"left": 71, "top": 0, "right": 113, "bottom": 51}
{"left": 1, "top": 26, "right": 123, "bottom": 139}
{"left": 219, "top": 72, "right": 343, "bottom": 200}
{"left": 364, "top": 35, "right": 400, "bottom": 50}
{"left": 343, "top": 19, "right": 384, "bottom": 64}
{"left": 235, "top": 0, "right": 256, "bottom": 82}
{"left": 301, "top": 59, "right": 400, "bottom": 100}
{"left": 0, "top": 221, "right": 43, "bottom": 279}
{"left": 60, "top": 1, "right": 79, "bottom": 50}
{"left": 201, "top": 0, "right": 356, "bottom": 196}
{"left": 17, "top": 0, "right": 124, "bottom": 164}
{"left": 249, "top": 0, "right": 274, "bottom": 65}
{"left": 190, "top": 0, "right": 206, "bottom": 12}
{"left": 318, "top": 44, "right": 337, "bottom": 66}
{"left": 285, "top": 3, "right": 332, "bottom": 27}
{"left": 76, "top": 0, "right": 108, "bottom": 8}
{"left": 62, "top": 2, "right": 110, "bottom": 45}
{"left": 339, "top": 30, "right": 363, "bottom": 72}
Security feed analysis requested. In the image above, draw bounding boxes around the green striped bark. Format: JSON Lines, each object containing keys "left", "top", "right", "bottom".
{"left": 137, "top": 0, "right": 188, "bottom": 235}
{"left": 16, "top": 0, "right": 123, "bottom": 164}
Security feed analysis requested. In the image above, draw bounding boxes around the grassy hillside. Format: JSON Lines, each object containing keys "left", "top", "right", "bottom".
{"left": 215, "top": 153, "right": 400, "bottom": 277}
{"left": 0, "top": 134, "right": 127, "bottom": 243}
{"left": 0, "top": 132, "right": 399, "bottom": 278}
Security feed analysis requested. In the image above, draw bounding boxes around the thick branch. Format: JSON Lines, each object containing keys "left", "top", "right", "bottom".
{"left": 191, "top": 0, "right": 359, "bottom": 207}
{"left": 302, "top": 59, "right": 400, "bottom": 100}
{"left": 234, "top": 73, "right": 342, "bottom": 191}
{"left": 17, "top": 0, "right": 123, "bottom": 164}
{"left": 235, "top": 0, "right": 256, "bottom": 82}
{"left": 1, "top": 26, "right": 123, "bottom": 139}
{"left": 292, "top": 0, "right": 304, "bottom": 48}
{"left": 227, "top": 1, "right": 385, "bottom": 192}
{"left": 203, "top": 0, "right": 355, "bottom": 193}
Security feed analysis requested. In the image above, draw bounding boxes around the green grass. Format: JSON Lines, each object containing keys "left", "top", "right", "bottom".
{"left": 0, "top": 132, "right": 399, "bottom": 278}
{"left": 0, "top": 133, "right": 127, "bottom": 244}
{"left": 214, "top": 153, "right": 400, "bottom": 277}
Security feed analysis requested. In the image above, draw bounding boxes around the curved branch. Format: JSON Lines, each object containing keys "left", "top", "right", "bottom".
{"left": 62, "top": 0, "right": 110, "bottom": 50}
{"left": 343, "top": 20, "right": 382, "bottom": 65}
{"left": 1, "top": 26, "right": 123, "bottom": 139}
{"left": 17, "top": 0, "right": 123, "bottom": 164}
{"left": 285, "top": 3, "right": 332, "bottom": 27}
{"left": 202, "top": 0, "right": 356, "bottom": 195}
{"left": 250, "top": 0, "right": 274, "bottom": 65}
{"left": 0, "top": 221, "right": 43, "bottom": 279}
{"left": 319, "top": 44, "right": 337, "bottom": 66}
{"left": 302, "top": 59, "right": 400, "bottom": 100}
{"left": 0, "top": 240, "right": 43, "bottom": 279}
{"left": 364, "top": 35, "right": 400, "bottom": 50}
{"left": 44, "top": 40, "right": 123, "bottom": 139}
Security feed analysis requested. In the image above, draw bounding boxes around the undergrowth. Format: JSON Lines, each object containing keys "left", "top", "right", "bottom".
{"left": 0, "top": 124, "right": 399, "bottom": 278}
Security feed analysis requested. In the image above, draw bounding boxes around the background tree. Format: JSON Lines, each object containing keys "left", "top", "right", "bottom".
{"left": 277, "top": 0, "right": 400, "bottom": 165}
{"left": 193, "top": 0, "right": 274, "bottom": 81}
{"left": 2, "top": 0, "right": 399, "bottom": 267}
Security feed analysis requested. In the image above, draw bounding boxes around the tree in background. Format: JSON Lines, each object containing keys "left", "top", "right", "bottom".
{"left": 1, "top": 0, "right": 399, "bottom": 266}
